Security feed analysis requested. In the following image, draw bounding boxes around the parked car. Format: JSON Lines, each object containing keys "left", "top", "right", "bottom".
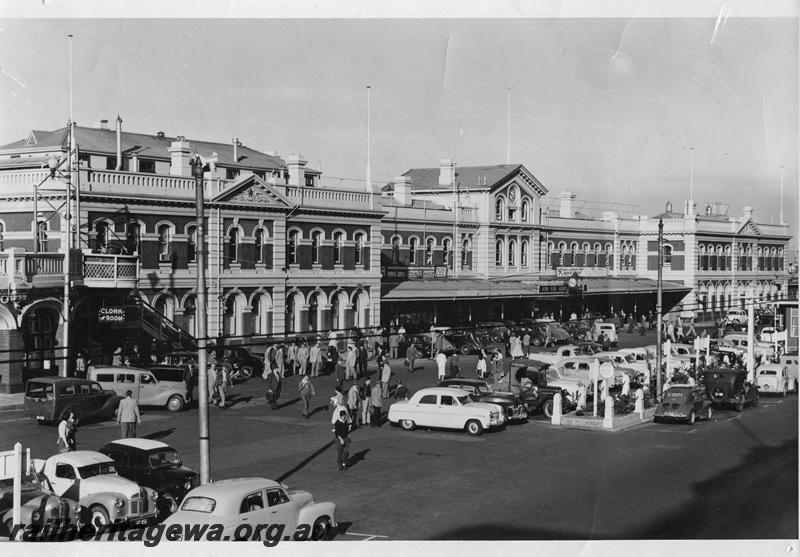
{"left": 220, "top": 345, "right": 264, "bottom": 379}
{"left": 532, "top": 320, "right": 572, "bottom": 346}
{"left": 0, "top": 461, "right": 84, "bottom": 538}
{"left": 437, "top": 378, "right": 527, "bottom": 422}
{"left": 35, "top": 450, "right": 158, "bottom": 528}
{"left": 24, "top": 377, "right": 121, "bottom": 425}
{"left": 405, "top": 333, "right": 456, "bottom": 358}
{"left": 702, "top": 369, "right": 759, "bottom": 411}
{"left": 653, "top": 385, "right": 713, "bottom": 424}
{"left": 99, "top": 439, "right": 199, "bottom": 517}
{"left": 724, "top": 308, "right": 748, "bottom": 326}
{"left": 778, "top": 352, "right": 798, "bottom": 392}
{"left": 755, "top": 364, "right": 790, "bottom": 397}
{"left": 590, "top": 322, "right": 618, "bottom": 346}
{"left": 163, "top": 477, "right": 337, "bottom": 541}
{"left": 89, "top": 366, "right": 190, "bottom": 412}
{"left": 758, "top": 326, "right": 779, "bottom": 343}
{"left": 506, "top": 361, "right": 572, "bottom": 418}
{"left": 472, "top": 321, "right": 511, "bottom": 354}
{"left": 438, "top": 327, "right": 483, "bottom": 355}
{"left": 388, "top": 387, "right": 505, "bottom": 435}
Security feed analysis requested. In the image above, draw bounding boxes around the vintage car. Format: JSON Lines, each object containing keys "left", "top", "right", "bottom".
{"left": 472, "top": 321, "right": 511, "bottom": 353}
{"left": 436, "top": 327, "right": 483, "bottom": 355}
{"left": 404, "top": 333, "right": 456, "bottom": 358}
{"left": 0, "top": 460, "right": 84, "bottom": 538}
{"left": 437, "top": 378, "right": 527, "bottom": 422}
{"left": 89, "top": 366, "right": 190, "bottom": 412}
{"left": 755, "top": 364, "right": 790, "bottom": 397}
{"left": 388, "top": 387, "right": 505, "bottom": 435}
{"left": 219, "top": 345, "right": 264, "bottom": 379}
{"left": 653, "top": 385, "right": 713, "bottom": 424}
{"left": 778, "top": 352, "right": 798, "bottom": 392}
{"left": 36, "top": 451, "right": 158, "bottom": 528}
{"left": 163, "top": 477, "right": 336, "bottom": 541}
{"left": 590, "top": 322, "right": 618, "bottom": 346}
{"left": 724, "top": 308, "right": 748, "bottom": 326}
{"left": 702, "top": 369, "right": 759, "bottom": 411}
{"left": 506, "top": 361, "right": 573, "bottom": 418}
{"left": 99, "top": 439, "right": 199, "bottom": 517}
{"left": 24, "top": 377, "right": 122, "bottom": 425}
{"left": 720, "top": 333, "right": 775, "bottom": 359}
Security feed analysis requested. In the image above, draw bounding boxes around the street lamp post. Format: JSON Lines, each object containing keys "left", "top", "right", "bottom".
{"left": 190, "top": 154, "right": 213, "bottom": 484}
{"left": 655, "top": 219, "right": 664, "bottom": 398}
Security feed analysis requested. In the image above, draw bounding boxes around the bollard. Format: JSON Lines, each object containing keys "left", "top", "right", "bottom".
{"left": 603, "top": 396, "right": 614, "bottom": 429}
{"left": 634, "top": 388, "right": 644, "bottom": 419}
{"left": 551, "top": 392, "right": 562, "bottom": 425}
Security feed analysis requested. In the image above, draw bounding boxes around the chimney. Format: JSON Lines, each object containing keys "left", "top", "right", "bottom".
{"left": 168, "top": 136, "right": 193, "bottom": 177}
{"left": 115, "top": 115, "right": 123, "bottom": 171}
{"left": 156, "top": 131, "right": 165, "bottom": 139}
{"left": 439, "top": 159, "right": 455, "bottom": 188}
{"left": 743, "top": 206, "right": 753, "bottom": 220}
{"left": 559, "top": 190, "right": 576, "bottom": 218}
{"left": 392, "top": 176, "right": 412, "bottom": 205}
{"left": 233, "top": 138, "right": 240, "bottom": 163}
{"left": 286, "top": 154, "right": 307, "bottom": 187}
{"left": 95, "top": 119, "right": 109, "bottom": 130}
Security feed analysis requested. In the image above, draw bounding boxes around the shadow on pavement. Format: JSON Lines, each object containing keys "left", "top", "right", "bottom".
{"left": 309, "top": 404, "right": 329, "bottom": 417}
{"left": 226, "top": 395, "right": 252, "bottom": 408}
{"left": 345, "top": 448, "right": 370, "bottom": 469}
{"left": 273, "top": 397, "right": 301, "bottom": 410}
{"left": 143, "top": 428, "right": 175, "bottom": 441}
{"left": 275, "top": 439, "right": 335, "bottom": 483}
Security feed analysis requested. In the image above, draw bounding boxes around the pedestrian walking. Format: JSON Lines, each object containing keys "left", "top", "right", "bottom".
{"left": 75, "top": 350, "right": 87, "bottom": 378}
{"left": 435, "top": 350, "right": 447, "bottom": 381}
{"left": 491, "top": 349, "right": 503, "bottom": 379}
{"left": 356, "top": 341, "right": 368, "bottom": 378}
{"left": 388, "top": 328, "right": 399, "bottom": 360}
{"left": 298, "top": 374, "right": 315, "bottom": 418}
{"left": 207, "top": 361, "right": 217, "bottom": 404}
{"left": 275, "top": 343, "right": 285, "bottom": 378}
{"left": 334, "top": 410, "right": 351, "bottom": 471}
{"left": 347, "top": 382, "right": 360, "bottom": 426}
{"left": 112, "top": 346, "right": 123, "bottom": 366}
{"left": 359, "top": 377, "right": 371, "bottom": 426}
{"left": 215, "top": 363, "right": 228, "bottom": 408}
{"left": 429, "top": 326, "right": 437, "bottom": 360}
{"left": 509, "top": 333, "right": 524, "bottom": 359}
{"left": 370, "top": 381, "right": 383, "bottom": 427}
{"left": 522, "top": 332, "right": 531, "bottom": 356}
{"left": 405, "top": 342, "right": 418, "bottom": 373}
{"left": 345, "top": 344, "right": 357, "bottom": 380}
{"left": 476, "top": 353, "right": 487, "bottom": 379}
{"left": 116, "top": 390, "right": 141, "bottom": 438}
{"left": 327, "top": 330, "right": 339, "bottom": 373}
{"left": 265, "top": 368, "right": 282, "bottom": 410}
{"left": 297, "top": 340, "right": 310, "bottom": 377}
{"left": 310, "top": 339, "right": 322, "bottom": 377}
{"left": 381, "top": 358, "right": 392, "bottom": 398}
{"left": 287, "top": 341, "right": 298, "bottom": 376}
{"left": 57, "top": 412, "right": 76, "bottom": 453}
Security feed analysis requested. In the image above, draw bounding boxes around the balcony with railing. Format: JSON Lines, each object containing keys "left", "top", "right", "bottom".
{"left": 0, "top": 249, "right": 139, "bottom": 290}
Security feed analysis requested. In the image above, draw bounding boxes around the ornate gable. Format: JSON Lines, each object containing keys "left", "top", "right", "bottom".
{"left": 737, "top": 219, "right": 761, "bottom": 236}
{"left": 212, "top": 175, "right": 292, "bottom": 208}
{"left": 25, "top": 131, "right": 38, "bottom": 146}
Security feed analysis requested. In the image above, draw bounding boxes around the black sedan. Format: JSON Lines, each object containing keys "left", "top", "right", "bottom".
{"left": 437, "top": 378, "right": 527, "bottom": 422}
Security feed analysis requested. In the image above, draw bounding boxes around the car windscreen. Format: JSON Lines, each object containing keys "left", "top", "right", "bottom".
{"left": 78, "top": 462, "right": 116, "bottom": 478}
{"left": 663, "top": 391, "right": 689, "bottom": 401}
{"left": 26, "top": 382, "right": 54, "bottom": 398}
{"left": 148, "top": 450, "right": 182, "bottom": 469}
{"left": 151, "top": 368, "right": 185, "bottom": 383}
{"left": 181, "top": 496, "right": 216, "bottom": 513}
{"left": 759, "top": 370, "right": 777, "bottom": 376}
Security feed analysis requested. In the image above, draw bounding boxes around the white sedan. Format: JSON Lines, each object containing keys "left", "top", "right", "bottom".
{"left": 388, "top": 387, "right": 505, "bottom": 436}
{"left": 756, "top": 364, "right": 790, "bottom": 397}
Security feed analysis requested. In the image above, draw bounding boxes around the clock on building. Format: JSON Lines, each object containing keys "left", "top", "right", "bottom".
{"left": 508, "top": 185, "right": 519, "bottom": 204}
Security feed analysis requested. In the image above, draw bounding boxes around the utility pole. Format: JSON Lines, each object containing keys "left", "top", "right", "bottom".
{"left": 655, "top": 218, "right": 664, "bottom": 398}
{"left": 191, "top": 154, "right": 213, "bottom": 484}
{"left": 61, "top": 120, "right": 74, "bottom": 378}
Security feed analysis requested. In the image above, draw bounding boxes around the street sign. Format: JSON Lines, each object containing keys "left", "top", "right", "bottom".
{"left": 599, "top": 362, "right": 615, "bottom": 379}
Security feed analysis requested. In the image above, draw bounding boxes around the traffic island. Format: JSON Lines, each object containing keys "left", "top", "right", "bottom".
{"left": 550, "top": 390, "right": 656, "bottom": 431}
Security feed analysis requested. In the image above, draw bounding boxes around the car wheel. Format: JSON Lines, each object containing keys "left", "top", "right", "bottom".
{"left": 239, "top": 366, "right": 254, "bottom": 380}
{"left": 706, "top": 407, "right": 712, "bottom": 420}
{"left": 167, "top": 395, "right": 185, "bottom": 412}
{"left": 781, "top": 385, "right": 787, "bottom": 397}
{"left": 89, "top": 505, "right": 110, "bottom": 529}
{"left": 158, "top": 493, "right": 179, "bottom": 517}
{"left": 400, "top": 419, "right": 416, "bottom": 431}
{"left": 311, "top": 516, "right": 332, "bottom": 541}
{"left": 465, "top": 419, "right": 484, "bottom": 436}
{"left": 542, "top": 399, "right": 555, "bottom": 419}
{"left": 460, "top": 344, "right": 471, "bottom": 355}
{"left": 688, "top": 411, "right": 696, "bottom": 425}
{"left": 652, "top": 416, "right": 661, "bottom": 424}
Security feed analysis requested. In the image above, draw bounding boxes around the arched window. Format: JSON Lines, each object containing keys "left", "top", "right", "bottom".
{"left": 508, "top": 239, "right": 516, "bottom": 267}
{"left": 495, "top": 238, "right": 504, "bottom": 267}
{"left": 521, "top": 199, "right": 530, "bottom": 223}
{"left": 425, "top": 238, "right": 434, "bottom": 265}
{"left": 287, "top": 229, "right": 298, "bottom": 265}
{"left": 228, "top": 227, "right": 240, "bottom": 263}
{"left": 255, "top": 228, "right": 265, "bottom": 263}
{"left": 157, "top": 223, "right": 172, "bottom": 261}
{"left": 333, "top": 231, "right": 344, "bottom": 264}
{"left": 125, "top": 222, "right": 140, "bottom": 255}
{"left": 354, "top": 232, "right": 365, "bottom": 266}
{"left": 461, "top": 238, "right": 471, "bottom": 270}
{"left": 409, "top": 237, "right": 418, "bottom": 264}
{"left": 443, "top": 238, "right": 451, "bottom": 267}
{"left": 186, "top": 225, "right": 197, "bottom": 263}
{"left": 391, "top": 236, "right": 400, "bottom": 263}
{"left": 663, "top": 244, "right": 673, "bottom": 265}
{"left": 495, "top": 198, "right": 505, "bottom": 221}
{"left": 311, "top": 230, "right": 321, "bottom": 264}
{"left": 36, "top": 221, "right": 48, "bottom": 252}
{"left": 521, "top": 239, "right": 528, "bottom": 267}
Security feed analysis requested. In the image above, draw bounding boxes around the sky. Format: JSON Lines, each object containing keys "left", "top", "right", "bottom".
{"left": 0, "top": 7, "right": 797, "bottom": 251}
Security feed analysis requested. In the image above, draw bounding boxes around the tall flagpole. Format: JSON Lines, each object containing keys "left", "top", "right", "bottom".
{"left": 506, "top": 88, "right": 511, "bottom": 164}
{"left": 68, "top": 35, "right": 74, "bottom": 123}
{"left": 780, "top": 166, "right": 785, "bottom": 225}
{"left": 366, "top": 85, "right": 372, "bottom": 210}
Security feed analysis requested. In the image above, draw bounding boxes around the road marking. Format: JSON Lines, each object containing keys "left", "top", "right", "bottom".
{"left": 724, "top": 414, "right": 743, "bottom": 422}
{"left": 0, "top": 417, "right": 27, "bottom": 424}
{"left": 688, "top": 429, "right": 698, "bottom": 434}
{"left": 343, "top": 532, "right": 389, "bottom": 540}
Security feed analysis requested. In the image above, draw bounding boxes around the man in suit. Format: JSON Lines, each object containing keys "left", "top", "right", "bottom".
{"left": 116, "top": 390, "right": 141, "bottom": 438}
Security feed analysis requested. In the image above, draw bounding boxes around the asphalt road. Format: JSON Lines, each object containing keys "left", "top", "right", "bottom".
{"left": 1, "top": 329, "right": 797, "bottom": 541}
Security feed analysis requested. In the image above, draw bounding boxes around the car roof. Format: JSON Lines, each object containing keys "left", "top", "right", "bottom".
{"left": 27, "top": 377, "right": 97, "bottom": 386}
{"left": 415, "top": 387, "right": 473, "bottom": 397}
{"left": 50, "top": 450, "right": 114, "bottom": 466}
{"left": 439, "top": 378, "right": 486, "bottom": 387}
{"left": 757, "top": 364, "right": 785, "bottom": 371}
{"left": 185, "top": 477, "right": 281, "bottom": 498}
{"left": 91, "top": 365, "right": 151, "bottom": 372}
{"left": 106, "top": 439, "right": 173, "bottom": 452}
{"left": 664, "top": 385, "right": 697, "bottom": 393}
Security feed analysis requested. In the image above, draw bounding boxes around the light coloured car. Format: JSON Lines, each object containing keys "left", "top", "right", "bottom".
{"left": 388, "top": 387, "right": 505, "bottom": 435}
{"left": 755, "top": 364, "right": 790, "bottom": 397}
{"left": 759, "top": 326, "right": 778, "bottom": 343}
{"left": 778, "top": 352, "right": 798, "bottom": 392}
{"left": 591, "top": 322, "right": 618, "bottom": 345}
{"left": 162, "top": 477, "right": 336, "bottom": 541}
{"left": 89, "top": 366, "right": 190, "bottom": 412}
{"left": 721, "top": 333, "right": 775, "bottom": 359}
{"left": 594, "top": 351, "right": 649, "bottom": 377}
{"left": 36, "top": 450, "right": 158, "bottom": 528}
{"left": 725, "top": 309, "right": 747, "bottom": 326}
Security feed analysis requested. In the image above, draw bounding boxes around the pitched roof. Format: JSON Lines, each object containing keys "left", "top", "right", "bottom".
{"left": 0, "top": 125, "right": 289, "bottom": 171}
{"left": 383, "top": 164, "right": 525, "bottom": 192}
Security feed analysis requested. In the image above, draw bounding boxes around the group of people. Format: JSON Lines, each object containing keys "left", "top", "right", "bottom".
{"left": 263, "top": 338, "right": 328, "bottom": 378}
{"left": 56, "top": 388, "right": 143, "bottom": 453}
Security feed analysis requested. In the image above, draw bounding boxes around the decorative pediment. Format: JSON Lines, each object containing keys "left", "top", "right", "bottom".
{"left": 737, "top": 219, "right": 761, "bottom": 236}
{"left": 212, "top": 174, "right": 292, "bottom": 208}
{"left": 25, "top": 131, "right": 38, "bottom": 146}
{"left": 490, "top": 165, "right": 549, "bottom": 198}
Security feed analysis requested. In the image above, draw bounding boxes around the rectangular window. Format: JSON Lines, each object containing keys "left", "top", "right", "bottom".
{"left": 139, "top": 159, "right": 156, "bottom": 173}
